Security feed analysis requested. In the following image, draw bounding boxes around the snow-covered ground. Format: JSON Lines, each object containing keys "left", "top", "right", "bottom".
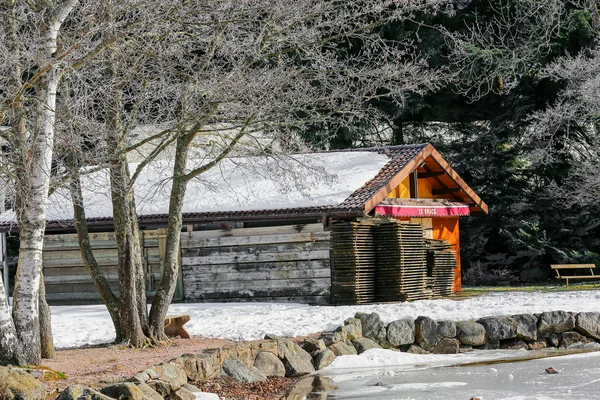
{"left": 52, "top": 289, "right": 600, "bottom": 349}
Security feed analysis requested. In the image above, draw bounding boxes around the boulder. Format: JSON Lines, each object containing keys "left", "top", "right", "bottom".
{"left": 500, "top": 339, "right": 528, "bottom": 350}
{"left": 456, "top": 321, "right": 486, "bottom": 346}
{"left": 179, "top": 349, "right": 223, "bottom": 381}
{"left": 0, "top": 367, "right": 46, "bottom": 400}
{"left": 432, "top": 338, "right": 460, "bottom": 354}
{"left": 527, "top": 340, "right": 547, "bottom": 351}
{"left": 254, "top": 351, "right": 285, "bottom": 377}
{"left": 352, "top": 337, "right": 382, "bottom": 354}
{"left": 264, "top": 334, "right": 315, "bottom": 377}
{"left": 575, "top": 312, "right": 600, "bottom": 340}
{"left": 354, "top": 312, "right": 388, "bottom": 346}
{"left": 313, "top": 349, "right": 336, "bottom": 370}
{"left": 436, "top": 320, "right": 457, "bottom": 339}
{"left": 223, "top": 340, "right": 279, "bottom": 367}
{"left": 182, "top": 383, "right": 202, "bottom": 393}
{"left": 100, "top": 383, "right": 144, "bottom": 400}
{"left": 415, "top": 316, "right": 438, "bottom": 350}
{"left": 147, "top": 380, "right": 173, "bottom": 398}
{"left": 546, "top": 334, "right": 560, "bottom": 348}
{"left": 387, "top": 319, "right": 416, "bottom": 347}
{"left": 343, "top": 318, "right": 363, "bottom": 340}
{"left": 328, "top": 341, "right": 358, "bottom": 356}
{"left": 477, "top": 317, "right": 517, "bottom": 342}
{"left": 476, "top": 342, "right": 500, "bottom": 350}
{"left": 220, "top": 360, "right": 266, "bottom": 383}
{"left": 302, "top": 338, "right": 326, "bottom": 356}
{"left": 171, "top": 387, "right": 196, "bottom": 400}
{"left": 403, "top": 344, "right": 429, "bottom": 354}
{"left": 55, "top": 385, "right": 114, "bottom": 400}
{"left": 559, "top": 331, "right": 600, "bottom": 349}
{"left": 148, "top": 362, "right": 187, "bottom": 389}
{"left": 537, "top": 311, "right": 575, "bottom": 337}
{"left": 512, "top": 314, "right": 538, "bottom": 341}
{"left": 458, "top": 345, "right": 473, "bottom": 353}
{"left": 136, "top": 383, "right": 164, "bottom": 400}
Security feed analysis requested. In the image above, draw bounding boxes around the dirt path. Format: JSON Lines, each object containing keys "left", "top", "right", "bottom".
{"left": 41, "top": 337, "right": 233, "bottom": 395}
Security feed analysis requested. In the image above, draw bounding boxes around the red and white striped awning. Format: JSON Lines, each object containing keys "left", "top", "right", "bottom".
{"left": 375, "top": 199, "right": 471, "bottom": 217}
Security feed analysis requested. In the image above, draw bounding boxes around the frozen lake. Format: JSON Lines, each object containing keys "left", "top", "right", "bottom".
{"left": 319, "top": 349, "right": 600, "bottom": 399}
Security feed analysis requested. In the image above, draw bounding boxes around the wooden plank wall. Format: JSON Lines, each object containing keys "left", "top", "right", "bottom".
{"left": 180, "top": 223, "right": 331, "bottom": 305}
{"left": 43, "top": 230, "right": 166, "bottom": 304}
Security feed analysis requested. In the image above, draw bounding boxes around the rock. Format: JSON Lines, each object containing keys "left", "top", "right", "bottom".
{"left": 386, "top": 319, "right": 416, "bottom": 347}
{"left": 477, "top": 317, "right": 517, "bottom": 342}
{"left": 100, "top": 383, "right": 144, "bottom": 400}
{"left": 328, "top": 341, "right": 358, "bottom": 356}
{"left": 527, "top": 340, "right": 547, "bottom": 351}
{"left": 500, "top": 339, "right": 528, "bottom": 350}
{"left": 179, "top": 351, "right": 222, "bottom": 382}
{"left": 459, "top": 345, "right": 473, "bottom": 353}
{"left": 545, "top": 367, "right": 559, "bottom": 374}
{"left": 403, "top": 344, "right": 430, "bottom": 354}
{"left": 263, "top": 334, "right": 315, "bottom": 377}
{"left": 254, "top": 351, "right": 285, "bottom": 377}
{"left": 55, "top": 385, "right": 114, "bottom": 400}
{"left": 149, "top": 362, "right": 187, "bottom": 389}
{"left": 432, "top": 338, "right": 460, "bottom": 354}
{"left": 313, "top": 349, "right": 336, "bottom": 370}
{"left": 575, "top": 312, "right": 600, "bottom": 340}
{"left": 0, "top": 367, "right": 46, "bottom": 400}
{"left": 456, "top": 321, "right": 487, "bottom": 346}
{"left": 302, "top": 338, "right": 326, "bottom": 355}
{"left": 171, "top": 387, "right": 196, "bottom": 400}
{"left": 224, "top": 340, "right": 279, "bottom": 367}
{"left": 136, "top": 383, "right": 164, "bottom": 400}
{"left": 415, "top": 316, "right": 438, "bottom": 350}
{"left": 537, "top": 311, "right": 576, "bottom": 337}
{"left": 352, "top": 337, "right": 382, "bottom": 354}
{"left": 182, "top": 383, "right": 202, "bottom": 393}
{"left": 559, "top": 331, "right": 600, "bottom": 349}
{"left": 147, "top": 380, "right": 173, "bottom": 398}
{"left": 220, "top": 360, "right": 266, "bottom": 383}
{"left": 436, "top": 320, "right": 457, "bottom": 339}
{"left": 343, "top": 318, "right": 363, "bottom": 340}
{"left": 313, "top": 376, "right": 337, "bottom": 392}
{"left": 355, "top": 312, "right": 389, "bottom": 346}
{"left": 476, "top": 342, "right": 500, "bottom": 350}
{"left": 512, "top": 314, "right": 538, "bottom": 341}
{"left": 546, "top": 334, "right": 560, "bottom": 348}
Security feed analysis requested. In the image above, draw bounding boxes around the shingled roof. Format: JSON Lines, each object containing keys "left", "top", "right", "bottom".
{"left": 0, "top": 143, "right": 486, "bottom": 232}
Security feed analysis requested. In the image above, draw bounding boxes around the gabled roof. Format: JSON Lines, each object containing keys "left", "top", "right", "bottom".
{"left": 0, "top": 143, "right": 487, "bottom": 232}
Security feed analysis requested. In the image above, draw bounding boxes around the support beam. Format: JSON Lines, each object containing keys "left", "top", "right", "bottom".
{"left": 417, "top": 171, "right": 445, "bottom": 179}
{"left": 432, "top": 187, "right": 461, "bottom": 195}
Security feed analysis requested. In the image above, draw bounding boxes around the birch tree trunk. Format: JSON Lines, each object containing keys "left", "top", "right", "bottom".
{"left": 0, "top": 273, "right": 23, "bottom": 366}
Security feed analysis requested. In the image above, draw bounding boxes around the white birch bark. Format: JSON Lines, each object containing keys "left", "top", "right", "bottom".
{"left": 11, "top": 0, "right": 78, "bottom": 364}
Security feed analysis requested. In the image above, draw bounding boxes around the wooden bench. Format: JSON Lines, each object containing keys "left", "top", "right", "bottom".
{"left": 164, "top": 314, "right": 191, "bottom": 339}
{"left": 551, "top": 264, "right": 600, "bottom": 287}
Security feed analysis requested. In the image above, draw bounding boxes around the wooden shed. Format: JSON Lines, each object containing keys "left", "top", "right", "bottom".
{"left": 0, "top": 143, "right": 487, "bottom": 305}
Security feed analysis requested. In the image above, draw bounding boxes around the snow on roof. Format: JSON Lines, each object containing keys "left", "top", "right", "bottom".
{"left": 0, "top": 151, "right": 390, "bottom": 224}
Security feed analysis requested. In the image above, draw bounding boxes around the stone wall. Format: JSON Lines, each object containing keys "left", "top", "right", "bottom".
{"left": 7, "top": 310, "right": 600, "bottom": 400}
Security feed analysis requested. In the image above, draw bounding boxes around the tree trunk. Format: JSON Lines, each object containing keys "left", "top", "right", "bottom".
{"left": 0, "top": 272, "right": 24, "bottom": 366}
{"left": 392, "top": 117, "right": 404, "bottom": 145}
{"left": 39, "top": 273, "right": 54, "bottom": 359}
{"left": 70, "top": 172, "right": 123, "bottom": 342}
{"left": 148, "top": 134, "right": 193, "bottom": 340}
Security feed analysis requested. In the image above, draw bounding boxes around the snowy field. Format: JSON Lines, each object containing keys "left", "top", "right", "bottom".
{"left": 52, "top": 289, "right": 600, "bottom": 348}
{"left": 50, "top": 289, "right": 600, "bottom": 399}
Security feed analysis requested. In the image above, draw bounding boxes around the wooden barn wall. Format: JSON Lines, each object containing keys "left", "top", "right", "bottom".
{"left": 180, "top": 223, "right": 331, "bottom": 305}
{"left": 42, "top": 230, "right": 179, "bottom": 304}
